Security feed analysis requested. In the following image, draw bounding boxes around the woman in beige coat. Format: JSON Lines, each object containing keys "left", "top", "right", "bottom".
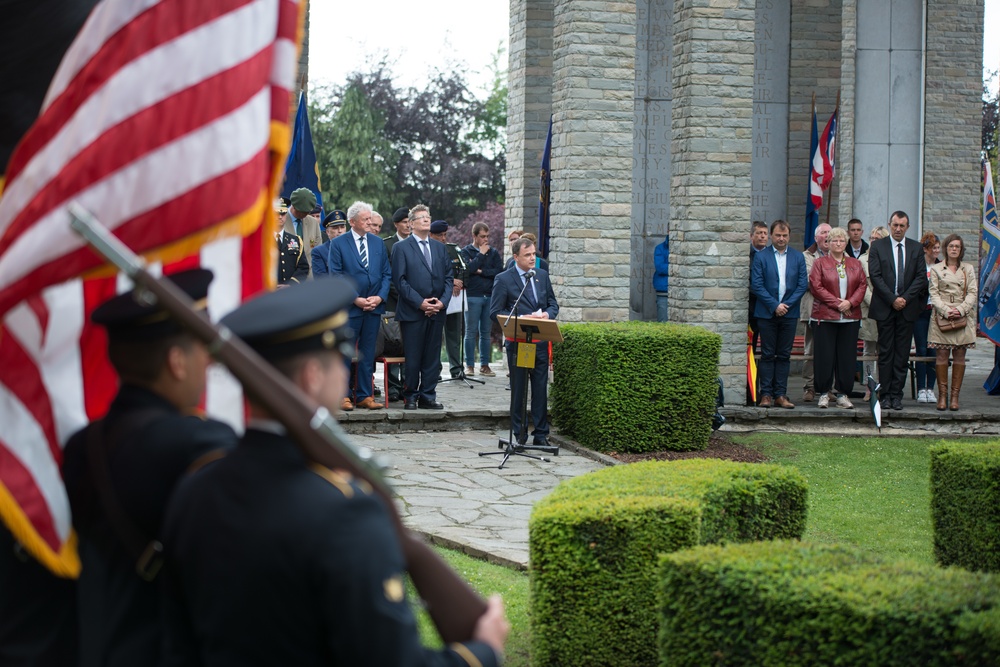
{"left": 928, "top": 234, "right": 978, "bottom": 411}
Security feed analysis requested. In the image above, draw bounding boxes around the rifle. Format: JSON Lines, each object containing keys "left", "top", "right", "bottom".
{"left": 68, "top": 204, "right": 487, "bottom": 643}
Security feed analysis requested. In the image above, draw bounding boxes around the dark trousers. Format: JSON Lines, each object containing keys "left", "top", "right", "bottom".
{"left": 506, "top": 340, "right": 550, "bottom": 442}
{"left": 400, "top": 318, "right": 444, "bottom": 402}
{"left": 444, "top": 312, "right": 463, "bottom": 377}
{"left": 812, "top": 320, "right": 861, "bottom": 396}
{"left": 347, "top": 311, "right": 380, "bottom": 402}
{"left": 757, "top": 315, "right": 796, "bottom": 398}
{"left": 876, "top": 312, "right": 915, "bottom": 400}
{"left": 912, "top": 309, "right": 936, "bottom": 390}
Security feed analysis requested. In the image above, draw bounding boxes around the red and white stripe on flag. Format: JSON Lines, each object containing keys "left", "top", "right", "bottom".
{"left": 0, "top": 0, "right": 299, "bottom": 575}
{"left": 809, "top": 109, "right": 838, "bottom": 210}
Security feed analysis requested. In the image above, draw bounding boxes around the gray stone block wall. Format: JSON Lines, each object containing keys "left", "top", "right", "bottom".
{"left": 670, "top": 0, "right": 755, "bottom": 395}
{"left": 786, "top": 0, "right": 842, "bottom": 246}
{"left": 922, "top": 0, "right": 983, "bottom": 263}
{"left": 548, "top": 0, "right": 636, "bottom": 323}
{"left": 837, "top": 0, "right": 857, "bottom": 228}
{"left": 505, "top": 0, "right": 554, "bottom": 246}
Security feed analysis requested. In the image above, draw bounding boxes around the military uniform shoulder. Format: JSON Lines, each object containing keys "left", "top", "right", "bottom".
{"left": 307, "top": 463, "right": 374, "bottom": 499}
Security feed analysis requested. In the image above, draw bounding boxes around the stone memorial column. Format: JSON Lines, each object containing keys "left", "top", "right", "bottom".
{"left": 548, "top": 0, "right": 635, "bottom": 322}
{"left": 751, "top": 0, "right": 790, "bottom": 224}
{"left": 505, "top": 0, "right": 554, "bottom": 239}
{"left": 669, "top": 0, "right": 754, "bottom": 395}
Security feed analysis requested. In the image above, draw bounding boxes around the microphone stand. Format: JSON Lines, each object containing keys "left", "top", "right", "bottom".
{"left": 479, "top": 271, "right": 555, "bottom": 468}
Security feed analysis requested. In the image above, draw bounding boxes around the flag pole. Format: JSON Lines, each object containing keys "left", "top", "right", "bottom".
{"left": 824, "top": 90, "right": 840, "bottom": 227}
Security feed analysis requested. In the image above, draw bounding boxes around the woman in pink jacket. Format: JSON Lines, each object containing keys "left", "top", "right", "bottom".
{"left": 809, "top": 227, "right": 868, "bottom": 409}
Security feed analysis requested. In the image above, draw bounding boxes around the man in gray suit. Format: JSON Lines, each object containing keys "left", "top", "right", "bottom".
{"left": 867, "top": 210, "right": 927, "bottom": 410}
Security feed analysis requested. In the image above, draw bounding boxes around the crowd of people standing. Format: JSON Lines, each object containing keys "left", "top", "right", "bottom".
{"left": 749, "top": 211, "right": 979, "bottom": 412}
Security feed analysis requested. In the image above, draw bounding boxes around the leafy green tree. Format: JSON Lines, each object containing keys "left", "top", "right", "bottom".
{"left": 310, "top": 82, "right": 399, "bottom": 214}
{"left": 984, "top": 74, "right": 999, "bottom": 181}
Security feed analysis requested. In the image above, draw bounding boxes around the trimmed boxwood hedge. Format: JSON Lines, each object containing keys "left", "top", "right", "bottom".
{"left": 551, "top": 321, "right": 721, "bottom": 454}
{"left": 930, "top": 441, "right": 1000, "bottom": 572}
{"left": 660, "top": 540, "right": 1000, "bottom": 666}
{"left": 529, "top": 459, "right": 807, "bottom": 667}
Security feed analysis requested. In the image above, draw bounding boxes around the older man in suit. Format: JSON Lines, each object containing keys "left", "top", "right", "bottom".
{"left": 490, "top": 237, "right": 560, "bottom": 447}
{"left": 390, "top": 204, "right": 453, "bottom": 410}
{"left": 868, "top": 210, "right": 927, "bottom": 410}
{"left": 327, "top": 202, "right": 391, "bottom": 411}
{"left": 750, "top": 220, "right": 809, "bottom": 409}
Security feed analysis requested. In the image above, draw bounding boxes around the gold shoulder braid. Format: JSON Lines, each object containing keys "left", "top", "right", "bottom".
{"left": 308, "top": 463, "right": 354, "bottom": 498}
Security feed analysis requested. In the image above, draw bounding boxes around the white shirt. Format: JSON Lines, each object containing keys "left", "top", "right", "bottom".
{"left": 773, "top": 246, "right": 787, "bottom": 304}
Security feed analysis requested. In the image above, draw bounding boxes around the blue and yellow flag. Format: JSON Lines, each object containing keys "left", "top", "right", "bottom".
{"left": 281, "top": 91, "right": 323, "bottom": 215}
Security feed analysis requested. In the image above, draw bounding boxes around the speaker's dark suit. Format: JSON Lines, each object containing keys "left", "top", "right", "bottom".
{"left": 490, "top": 266, "right": 559, "bottom": 442}
{"left": 868, "top": 235, "right": 928, "bottom": 400}
{"left": 328, "top": 230, "right": 392, "bottom": 402}
{"left": 390, "top": 235, "right": 453, "bottom": 403}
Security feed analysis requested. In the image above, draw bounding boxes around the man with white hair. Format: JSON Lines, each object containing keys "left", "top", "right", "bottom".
{"left": 325, "top": 201, "right": 391, "bottom": 411}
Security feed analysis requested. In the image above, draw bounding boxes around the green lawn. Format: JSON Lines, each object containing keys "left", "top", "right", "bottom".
{"left": 414, "top": 433, "right": 981, "bottom": 666}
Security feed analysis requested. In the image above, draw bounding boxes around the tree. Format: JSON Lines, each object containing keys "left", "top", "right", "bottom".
{"left": 984, "top": 73, "right": 999, "bottom": 180}
{"left": 310, "top": 82, "right": 399, "bottom": 214}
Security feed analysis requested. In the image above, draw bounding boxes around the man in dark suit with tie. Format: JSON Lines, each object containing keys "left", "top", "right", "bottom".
{"left": 328, "top": 201, "right": 391, "bottom": 411}
{"left": 490, "top": 237, "right": 560, "bottom": 447}
{"left": 390, "top": 204, "right": 453, "bottom": 409}
{"left": 868, "top": 210, "right": 927, "bottom": 410}
{"left": 750, "top": 220, "right": 808, "bottom": 409}
{"left": 747, "top": 221, "right": 769, "bottom": 405}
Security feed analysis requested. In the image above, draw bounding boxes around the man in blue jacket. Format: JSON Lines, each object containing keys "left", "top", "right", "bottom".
{"left": 750, "top": 220, "right": 808, "bottom": 409}
{"left": 327, "top": 201, "right": 391, "bottom": 411}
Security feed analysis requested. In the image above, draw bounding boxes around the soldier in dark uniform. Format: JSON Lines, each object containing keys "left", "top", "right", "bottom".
{"left": 276, "top": 199, "right": 309, "bottom": 286}
{"left": 430, "top": 220, "right": 467, "bottom": 379}
{"left": 160, "top": 278, "right": 508, "bottom": 666}
{"left": 61, "top": 269, "right": 238, "bottom": 667}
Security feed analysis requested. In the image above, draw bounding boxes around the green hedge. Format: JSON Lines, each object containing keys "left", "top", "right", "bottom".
{"left": 930, "top": 441, "right": 1000, "bottom": 572}
{"left": 551, "top": 321, "right": 721, "bottom": 453}
{"left": 529, "top": 460, "right": 807, "bottom": 667}
{"left": 660, "top": 541, "right": 1000, "bottom": 666}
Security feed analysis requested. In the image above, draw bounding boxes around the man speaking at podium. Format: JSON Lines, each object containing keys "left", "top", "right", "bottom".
{"left": 490, "top": 237, "right": 559, "bottom": 447}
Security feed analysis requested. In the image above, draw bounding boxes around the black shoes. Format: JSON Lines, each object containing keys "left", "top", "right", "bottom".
{"left": 532, "top": 436, "right": 551, "bottom": 448}
{"left": 403, "top": 400, "right": 417, "bottom": 410}
{"left": 417, "top": 400, "right": 444, "bottom": 410}
{"left": 891, "top": 397, "right": 903, "bottom": 411}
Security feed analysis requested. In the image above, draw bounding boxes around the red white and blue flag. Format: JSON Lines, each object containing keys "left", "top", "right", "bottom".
{"left": 0, "top": 0, "right": 300, "bottom": 575}
{"left": 804, "top": 104, "right": 838, "bottom": 248}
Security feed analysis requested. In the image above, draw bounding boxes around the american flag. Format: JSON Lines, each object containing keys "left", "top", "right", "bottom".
{"left": 0, "top": 0, "right": 299, "bottom": 575}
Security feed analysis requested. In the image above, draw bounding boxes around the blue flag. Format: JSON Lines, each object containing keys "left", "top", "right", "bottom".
{"left": 281, "top": 92, "right": 323, "bottom": 215}
{"left": 537, "top": 115, "right": 553, "bottom": 258}
{"left": 803, "top": 106, "right": 819, "bottom": 249}
{"left": 978, "top": 161, "right": 1000, "bottom": 393}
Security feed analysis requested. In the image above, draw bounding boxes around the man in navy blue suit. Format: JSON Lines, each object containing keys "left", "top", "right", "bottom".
{"left": 490, "top": 237, "right": 559, "bottom": 446}
{"left": 750, "top": 220, "right": 808, "bottom": 409}
{"left": 327, "top": 201, "right": 391, "bottom": 411}
{"left": 311, "top": 210, "right": 348, "bottom": 277}
{"left": 390, "top": 204, "right": 453, "bottom": 409}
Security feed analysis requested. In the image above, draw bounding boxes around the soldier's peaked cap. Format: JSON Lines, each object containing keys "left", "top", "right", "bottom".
{"left": 91, "top": 268, "right": 213, "bottom": 341}
{"left": 220, "top": 277, "right": 356, "bottom": 361}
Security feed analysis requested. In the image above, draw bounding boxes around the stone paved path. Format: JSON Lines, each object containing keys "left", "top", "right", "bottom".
{"left": 354, "top": 429, "right": 605, "bottom": 569}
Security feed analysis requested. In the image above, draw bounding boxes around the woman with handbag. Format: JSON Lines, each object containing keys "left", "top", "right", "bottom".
{"left": 928, "top": 234, "right": 978, "bottom": 411}
{"left": 809, "top": 227, "right": 867, "bottom": 409}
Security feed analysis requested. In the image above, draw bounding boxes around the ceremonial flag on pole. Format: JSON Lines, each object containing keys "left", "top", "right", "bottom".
{"left": 978, "top": 160, "right": 1000, "bottom": 392}
{"left": 746, "top": 324, "right": 758, "bottom": 404}
{"left": 804, "top": 103, "right": 820, "bottom": 249}
{"left": 804, "top": 100, "right": 837, "bottom": 248}
{"left": 280, "top": 91, "right": 323, "bottom": 215}
{"left": 0, "top": 0, "right": 301, "bottom": 575}
{"left": 537, "top": 114, "right": 553, "bottom": 258}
